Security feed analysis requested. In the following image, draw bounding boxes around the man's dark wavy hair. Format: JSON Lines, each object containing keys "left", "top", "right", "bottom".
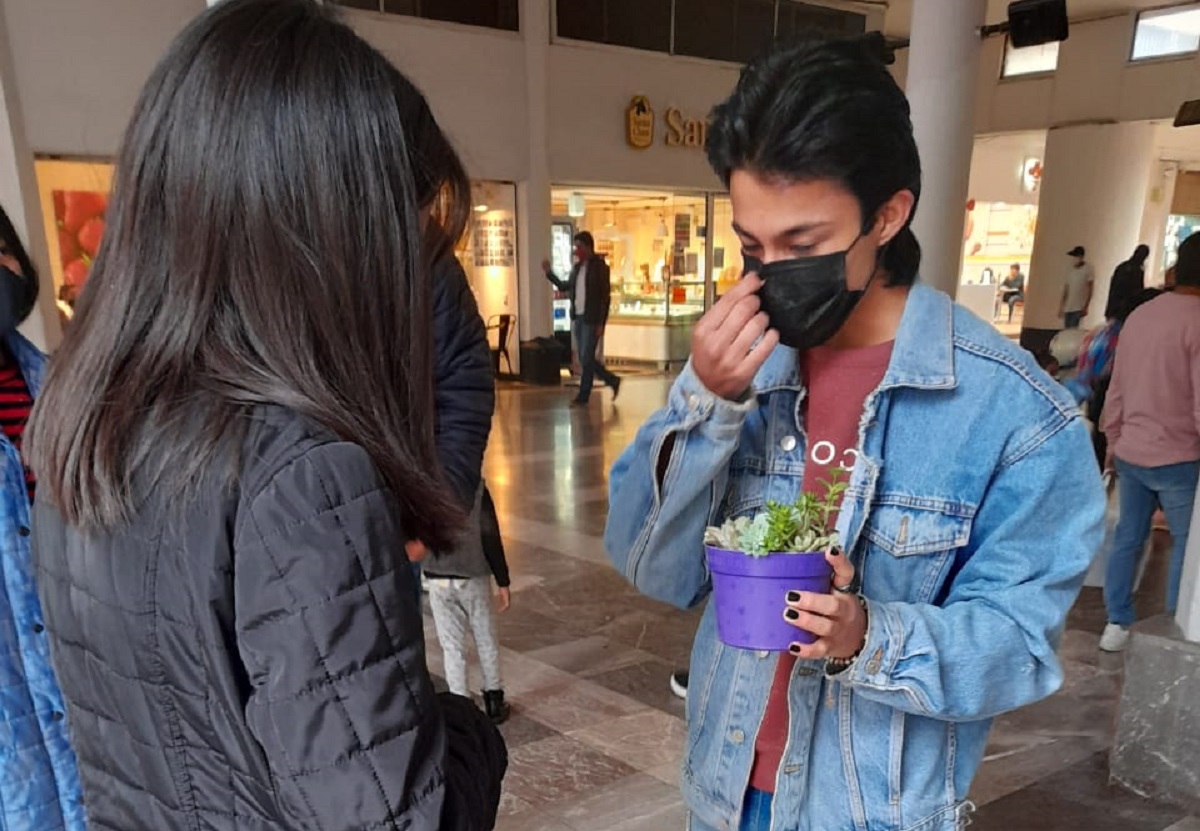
{"left": 706, "top": 35, "right": 923, "bottom": 286}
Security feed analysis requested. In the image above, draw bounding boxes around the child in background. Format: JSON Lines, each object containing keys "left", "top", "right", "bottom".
{"left": 426, "top": 482, "right": 512, "bottom": 724}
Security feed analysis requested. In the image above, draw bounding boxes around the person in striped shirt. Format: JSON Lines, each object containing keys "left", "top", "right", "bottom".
{"left": 0, "top": 204, "right": 86, "bottom": 831}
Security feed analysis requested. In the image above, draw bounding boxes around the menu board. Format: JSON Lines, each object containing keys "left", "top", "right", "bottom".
{"left": 472, "top": 215, "right": 516, "bottom": 268}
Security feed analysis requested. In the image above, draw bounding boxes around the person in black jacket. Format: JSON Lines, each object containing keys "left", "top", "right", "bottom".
{"left": 409, "top": 239, "right": 495, "bottom": 600}
{"left": 1105, "top": 243, "right": 1149, "bottom": 321}
{"left": 429, "top": 231, "right": 495, "bottom": 507}
{"left": 542, "top": 231, "right": 622, "bottom": 405}
{"left": 26, "top": 2, "right": 505, "bottom": 829}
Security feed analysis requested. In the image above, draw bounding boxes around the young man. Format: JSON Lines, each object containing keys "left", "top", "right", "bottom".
{"left": 1099, "top": 232, "right": 1200, "bottom": 652}
{"left": 605, "top": 38, "right": 1104, "bottom": 831}
{"left": 999, "top": 262, "right": 1025, "bottom": 322}
{"left": 1060, "top": 245, "right": 1094, "bottom": 329}
{"left": 542, "top": 232, "right": 621, "bottom": 405}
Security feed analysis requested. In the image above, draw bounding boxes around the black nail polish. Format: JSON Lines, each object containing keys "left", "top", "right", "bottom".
{"left": 788, "top": 644, "right": 802, "bottom": 656}
{"left": 784, "top": 609, "right": 800, "bottom": 621}
{"left": 830, "top": 546, "right": 843, "bottom": 557}
{"left": 786, "top": 591, "right": 801, "bottom": 603}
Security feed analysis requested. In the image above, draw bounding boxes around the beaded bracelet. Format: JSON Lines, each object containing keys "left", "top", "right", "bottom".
{"left": 826, "top": 593, "right": 870, "bottom": 675}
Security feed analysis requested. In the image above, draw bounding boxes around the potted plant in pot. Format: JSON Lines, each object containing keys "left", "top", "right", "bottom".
{"left": 704, "top": 471, "right": 847, "bottom": 651}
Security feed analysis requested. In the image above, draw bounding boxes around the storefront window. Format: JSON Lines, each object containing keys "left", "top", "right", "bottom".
{"left": 710, "top": 196, "right": 742, "bottom": 302}
{"left": 959, "top": 200, "right": 1038, "bottom": 332}
{"left": 551, "top": 186, "right": 709, "bottom": 366}
{"left": 33, "top": 158, "right": 114, "bottom": 326}
{"left": 457, "top": 181, "right": 520, "bottom": 370}
{"left": 555, "top": 0, "right": 864, "bottom": 62}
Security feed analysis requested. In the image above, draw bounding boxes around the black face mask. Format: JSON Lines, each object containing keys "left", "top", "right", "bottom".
{"left": 745, "top": 237, "right": 874, "bottom": 351}
{"left": 0, "top": 266, "right": 26, "bottom": 336}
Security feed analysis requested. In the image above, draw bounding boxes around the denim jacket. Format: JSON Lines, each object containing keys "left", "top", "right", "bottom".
{"left": 605, "top": 284, "right": 1105, "bottom": 831}
{"left": 0, "top": 332, "right": 86, "bottom": 831}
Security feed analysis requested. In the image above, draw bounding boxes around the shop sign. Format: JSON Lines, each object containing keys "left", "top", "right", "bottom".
{"left": 625, "top": 96, "right": 707, "bottom": 150}
{"left": 665, "top": 107, "right": 707, "bottom": 149}
{"left": 626, "top": 96, "right": 655, "bottom": 149}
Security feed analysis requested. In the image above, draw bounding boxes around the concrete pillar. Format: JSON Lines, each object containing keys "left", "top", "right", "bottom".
{"left": 0, "top": 0, "right": 60, "bottom": 352}
{"left": 1138, "top": 162, "right": 1178, "bottom": 285}
{"left": 1178, "top": 488, "right": 1200, "bottom": 641}
{"left": 1020, "top": 122, "right": 1156, "bottom": 353}
{"left": 906, "top": 0, "right": 986, "bottom": 298}
{"left": 517, "top": 0, "right": 553, "bottom": 345}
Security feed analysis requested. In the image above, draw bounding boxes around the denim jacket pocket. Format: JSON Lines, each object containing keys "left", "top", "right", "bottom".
{"left": 861, "top": 498, "right": 975, "bottom": 604}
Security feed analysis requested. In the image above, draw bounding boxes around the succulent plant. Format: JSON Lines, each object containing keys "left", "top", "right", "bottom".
{"left": 704, "top": 469, "right": 847, "bottom": 557}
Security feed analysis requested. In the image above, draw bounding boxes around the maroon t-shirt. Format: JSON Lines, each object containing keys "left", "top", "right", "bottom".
{"left": 748, "top": 340, "right": 893, "bottom": 794}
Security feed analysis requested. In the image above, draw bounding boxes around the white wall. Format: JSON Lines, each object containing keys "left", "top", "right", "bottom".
{"left": 968, "top": 131, "right": 1046, "bottom": 205}
{"left": 350, "top": 13, "right": 530, "bottom": 182}
{"left": 5, "top": 0, "right": 201, "bottom": 157}
{"left": 972, "top": 14, "right": 1200, "bottom": 134}
{"left": 546, "top": 42, "right": 737, "bottom": 191}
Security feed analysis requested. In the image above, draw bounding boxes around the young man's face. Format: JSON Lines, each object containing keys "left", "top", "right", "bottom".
{"left": 728, "top": 170, "right": 909, "bottom": 292}
{"left": 573, "top": 241, "right": 591, "bottom": 262}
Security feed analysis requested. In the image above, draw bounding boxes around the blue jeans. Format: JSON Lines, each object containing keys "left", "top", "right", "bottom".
{"left": 574, "top": 321, "right": 619, "bottom": 403}
{"left": 1105, "top": 458, "right": 1200, "bottom": 626}
{"left": 739, "top": 789, "right": 772, "bottom": 831}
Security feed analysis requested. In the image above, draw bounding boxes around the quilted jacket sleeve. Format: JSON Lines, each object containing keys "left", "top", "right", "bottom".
{"left": 431, "top": 253, "right": 496, "bottom": 508}
{"left": 234, "top": 441, "right": 506, "bottom": 831}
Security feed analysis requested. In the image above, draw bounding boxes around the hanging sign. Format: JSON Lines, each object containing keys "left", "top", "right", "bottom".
{"left": 626, "top": 96, "right": 655, "bottom": 149}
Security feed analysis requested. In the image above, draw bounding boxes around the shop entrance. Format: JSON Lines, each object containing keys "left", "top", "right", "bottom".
{"left": 550, "top": 186, "right": 743, "bottom": 369}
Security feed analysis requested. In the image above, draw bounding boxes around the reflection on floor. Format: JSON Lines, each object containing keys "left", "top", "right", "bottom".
{"left": 419, "top": 377, "right": 1196, "bottom": 831}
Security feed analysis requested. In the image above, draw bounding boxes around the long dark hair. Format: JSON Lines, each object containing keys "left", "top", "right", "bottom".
{"left": 706, "top": 36, "right": 923, "bottom": 286}
{"left": 0, "top": 204, "right": 41, "bottom": 323}
{"left": 27, "top": 0, "right": 467, "bottom": 548}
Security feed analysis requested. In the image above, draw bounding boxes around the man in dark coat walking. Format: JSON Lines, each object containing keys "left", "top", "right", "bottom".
{"left": 542, "top": 231, "right": 621, "bottom": 405}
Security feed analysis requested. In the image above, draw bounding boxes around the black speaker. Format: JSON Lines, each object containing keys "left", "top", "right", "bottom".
{"left": 1008, "top": 0, "right": 1068, "bottom": 48}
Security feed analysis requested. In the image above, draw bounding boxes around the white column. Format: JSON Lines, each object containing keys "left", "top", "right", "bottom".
{"left": 517, "top": 0, "right": 553, "bottom": 347}
{"left": 1179, "top": 497, "right": 1200, "bottom": 642}
{"left": 0, "top": 1, "right": 60, "bottom": 352}
{"left": 1138, "top": 162, "right": 1178, "bottom": 285}
{"left": 1021, "top": 123, "right": 1156, "bottom": 334}
{"left": 906, "top": 0, "right": 986, "bottom": 298}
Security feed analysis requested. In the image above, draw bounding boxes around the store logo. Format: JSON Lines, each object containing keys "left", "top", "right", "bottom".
{"left": 626, "top": 96, "right": 655, "bottom": 149}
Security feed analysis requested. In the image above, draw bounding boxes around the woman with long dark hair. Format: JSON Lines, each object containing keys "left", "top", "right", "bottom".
{"left": 27, "top": 1, "right": 506, "bottom": 828}
{"left": 0, "top": 205, "right": 86, "bottom": 831}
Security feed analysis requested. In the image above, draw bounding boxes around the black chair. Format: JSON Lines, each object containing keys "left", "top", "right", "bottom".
{"left": 487, "top": 314, "right": 516, "bottom": 374}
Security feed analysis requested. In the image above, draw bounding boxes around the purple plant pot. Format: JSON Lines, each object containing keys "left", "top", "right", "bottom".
{"left": 706, "top": 546, "right": 832, "bottom": 652}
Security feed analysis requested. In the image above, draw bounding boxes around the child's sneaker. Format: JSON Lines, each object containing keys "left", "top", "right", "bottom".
{"left": 483, "top": 689, "right": 510, "bottom": 724}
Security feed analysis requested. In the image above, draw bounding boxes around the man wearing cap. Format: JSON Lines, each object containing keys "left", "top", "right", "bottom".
{"left": 1099, "top": 231, "right": 1200, "bottom": 652}
{"left": 1060, "top": 245, "right": 1094, "bottom": 329}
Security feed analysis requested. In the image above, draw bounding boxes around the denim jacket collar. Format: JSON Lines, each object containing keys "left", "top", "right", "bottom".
{"left": 754, "top": 282, "right": 957, "bottom": 395}
{"left": 6, "top": 330, "right": 45, "bottom": 397}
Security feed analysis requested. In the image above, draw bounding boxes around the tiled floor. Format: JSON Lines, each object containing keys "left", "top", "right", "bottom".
{"left": 421, "top": 376, "right": 1196, "bottom": 831}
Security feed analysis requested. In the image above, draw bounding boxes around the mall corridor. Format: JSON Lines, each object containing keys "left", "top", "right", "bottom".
{"left": 423, "top": 377, "right": 1200, "bottom": 831}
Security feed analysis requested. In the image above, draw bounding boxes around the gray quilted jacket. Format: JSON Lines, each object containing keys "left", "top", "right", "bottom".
{"left": 32, "top": 405, "right": 506, "bottom": 830}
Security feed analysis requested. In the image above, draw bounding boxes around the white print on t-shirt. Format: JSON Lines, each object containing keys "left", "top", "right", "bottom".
{"left": 809, "top": 440, "right": 859, "bottom": 471}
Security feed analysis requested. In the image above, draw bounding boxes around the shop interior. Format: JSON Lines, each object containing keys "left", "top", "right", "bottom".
{"left": 458, "top": 180, "right": 521, "bottom": 374}
{"left": 550, "top": 187, "right": 738, "bottom": 367}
